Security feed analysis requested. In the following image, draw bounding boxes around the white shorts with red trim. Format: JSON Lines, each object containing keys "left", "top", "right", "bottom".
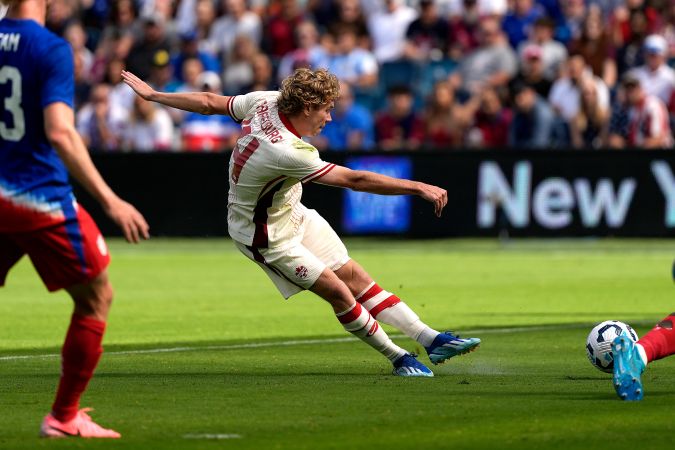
{"left": 234, "top": 209, "right": 349, "bottom": 299}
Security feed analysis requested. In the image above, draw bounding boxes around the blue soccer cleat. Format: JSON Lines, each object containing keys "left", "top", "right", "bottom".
{"left": 425, "top": 331, "right": 481, "bottom": 365}
{"left": 611, "top": 334, "right": 646, "bottom": 401}
{"left": 392, "top": 353, "right": 434, "bottom": 377}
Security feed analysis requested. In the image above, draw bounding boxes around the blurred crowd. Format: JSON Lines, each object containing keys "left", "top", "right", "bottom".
{"left": 5, "top": 0, "right": 674, "bottom": 151}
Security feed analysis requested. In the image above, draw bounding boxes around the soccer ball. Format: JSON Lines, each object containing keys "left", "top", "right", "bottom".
{"left": 586, "top": 320, "right": 639, "bottom": 373}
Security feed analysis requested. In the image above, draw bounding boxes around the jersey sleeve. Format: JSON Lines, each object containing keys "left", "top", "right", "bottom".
{"left": 276, "top": 140, "right": 336, "bottom": 183}
{"left": 227, "top": 91, "right": 279, "bottom": 123}
{"left": 39, "top": 40, "right": 74, "bottom": 109}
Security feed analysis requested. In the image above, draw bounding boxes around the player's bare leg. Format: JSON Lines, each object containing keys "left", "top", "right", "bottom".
{"left": 40, "top": 271, "right": 120, "bottom": 438}
{"left": 310, "top": 268, "right": 432, "bottom": 376}
{"left": 335, "top": 260, "right": 480, "bottom": 364}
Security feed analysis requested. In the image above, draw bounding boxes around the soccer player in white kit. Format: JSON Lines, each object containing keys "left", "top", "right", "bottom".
{"left": 122, "top": 68, "right": 481, "bottom": 376}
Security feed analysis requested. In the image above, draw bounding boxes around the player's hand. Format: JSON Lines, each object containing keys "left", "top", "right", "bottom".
{"left": 121, "top": 70, "right": 155, "bottom": 100}
{"left": 418, "top": 182, "right": 448, "bottom": 218}
{"left": 103, "top": 196, "right": 150, "bottom": 243}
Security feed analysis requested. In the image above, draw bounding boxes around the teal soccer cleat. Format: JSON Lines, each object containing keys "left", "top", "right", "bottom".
{"left": 611, "top": 334, "right": 646, "bottom": 401}
{"left": 425, "top": 332, "right": 481, "bottom": 365}
{"left": 392, "top": 353, "right": 434, "bottom": 377}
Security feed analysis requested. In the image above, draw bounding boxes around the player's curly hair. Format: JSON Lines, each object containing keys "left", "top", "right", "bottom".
{"left": 0, "top": 0, "right": 21, "bottom": 6}
{"left": 277, "top": 68, "right": 340, "bottom": 116}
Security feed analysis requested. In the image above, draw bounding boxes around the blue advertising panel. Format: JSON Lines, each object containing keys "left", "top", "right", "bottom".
{"left": 342, "top": 156, "right": 412, "bottom": 233}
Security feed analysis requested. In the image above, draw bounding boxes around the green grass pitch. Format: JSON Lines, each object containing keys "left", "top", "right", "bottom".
{"left": 1, "top": 238, "right": 674, "bottom": 449}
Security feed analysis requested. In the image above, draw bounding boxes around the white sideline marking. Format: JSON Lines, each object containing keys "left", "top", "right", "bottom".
{"left": 183, "top": 433, "right": 242, "bottom": 440}
{"left": 0, "top": 322, "right": 633, "bottom": 362}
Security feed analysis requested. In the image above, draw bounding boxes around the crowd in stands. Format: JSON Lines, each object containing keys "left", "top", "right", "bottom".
{"left": 4, "top": 0, "right": 674, "bottom": 151}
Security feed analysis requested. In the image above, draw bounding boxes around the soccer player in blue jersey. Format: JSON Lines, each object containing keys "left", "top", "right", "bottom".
{"left": 0, "top": 0, "right": 149, "bottom": 438}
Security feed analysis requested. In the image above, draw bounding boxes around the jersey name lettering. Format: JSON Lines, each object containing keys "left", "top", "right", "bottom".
{"left": 255, "top": 100, "right": 282, "bottom": 144}
{"left": 0, "top": 33, "right": 20, "bottom": 52}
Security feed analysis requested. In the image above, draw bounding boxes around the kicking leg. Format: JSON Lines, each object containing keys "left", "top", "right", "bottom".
{"left": 612, "top": 313, "right": 675, "bottom": 401}
{"left": 335, "top": 260, "right": 480, "bottom": 364}
{"left": 637, "top": 313, "right": 675, "bottom": 363}
{"left": 310, "top": 267, "right": 432, "bottom": 376}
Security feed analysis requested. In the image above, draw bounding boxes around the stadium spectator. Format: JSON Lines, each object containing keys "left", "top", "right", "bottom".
{"left": 102, "top": 57, "right": 135, "bottom": 112}
{"left": 422, "top": 80, "right": 476, "bottom": 148}
{"left": 207, "top": 0, "right": 262, "bottom": 61}
{"left": 554, "top": 0, "right": 586, "bottom": 44}
{"left": 276, "top": 20, "right": 327, "bottom": 83}
{"left": 568, "top": 6, "right": 618, "bottom": 89}
{"left": 97, "top": 0, "right": 137, "bottom": 61}
{"left": 125, "top": 12, "right": 170, "bottom": 80}
{"left": 513, "top": 43, "right": 552, "bottom": 98}
{"left": 588, "top": 0, "right": 626, "bottom": 21}
{"left": 77, "top": 84, "right": 128, "bottom": 151}
{"left": 606, "top": 85, "right": 631, "bottom": 148}
{"left": 628, "top": 34, "right": 675, "bottom": 104}
{"left": 0, "top": 0, "right": 148, "bottom": 438}
{"left": 122, "top": 66, "right": 480, "bottom": 378}
{"left": 447, "top": 0, "right": 482, "bottom": 59}
{"left": 244, "top": 53, "right": 276, "bottom": 92}
{"left": 325, "top": 0, "right": 370, "bottom": 49}
{"left": 317, "top": 24, "right": 379, "bottom": 89}
{"left": 65, "top": 21, "right": 94, "bottom": 82}
{"left": 452, "top": 16, "right": 518, "bottom": 95}
{"left": 548, "top": 55, "right": 610, "bottom": 126}
{"left": 170, "top": 30, "right": 221, "bottom": 83}
{"left": 517, "top": 17, "right": 568, "bottom": 81}
{"left": 165, "top": 56, "right": 204, "bottom": 123}
{"left": 663, "top": 3, "right": 675, "bottom": 62}
{"left": 169, "top": 56, "right": 204, "bottom": 93}
{"left": 263, "top": 0, "right": 305, "bottom": 59}
{"left": 508, "top": 81, "right": 556, "bottom": 149}
{"left": 73, "top": 50, "right": 92, "bottom": 111}
{"left": 611, "top": 0, "right": 663, "bottom": 49}
{"left": 192, "top": 0, "right": 216, "bottom": 44}
{"left": 367, "top": 0, "right": 418, "bottom": 63}
{"left": 147, "top": 49, "right": 174, "bottom": 92}
{"left": 45, "top": 0, "right": 76, "bottom": 36}
{"left": 466, "top": 87, "right": 512, "bottom": 148}
{"left": 312, "top": 81, "right": 375, "bottom": 151}
{"left": 403, "top": 0, "right": 449, "bottom": 62}
{"left": 222, "top": 34, "right": 259, "bottom": 95}
{"left": 181, "top": 72, "right": 240, "bottom": 151}
{"left": 623, "top": 73, "right": 673, "bottom": 148}
{"left": 122, "top": 96, "right": 174, "bottom": 151}
{"left": 501, "top": 0, "right": 546, "bottom": 49}
{"left": 569, "top": 75, "right": 610, "bottom": 148}
{"left": 375, "top": 85, "right": 425, "bottom": 150}
{"left": 614, "top": 8, "right": 649, "bottom": 75}
{"left": 611, "top": 313, "right": 675, "bottom": 401}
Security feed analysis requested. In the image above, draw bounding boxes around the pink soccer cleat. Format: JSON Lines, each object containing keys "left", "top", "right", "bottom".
{"left": 40, "top": 408, "right": 121, "bottom": 438}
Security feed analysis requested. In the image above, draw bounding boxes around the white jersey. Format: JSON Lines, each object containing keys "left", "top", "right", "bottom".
{"left": 225, "top": 91, "right": 336, "bottom": 248}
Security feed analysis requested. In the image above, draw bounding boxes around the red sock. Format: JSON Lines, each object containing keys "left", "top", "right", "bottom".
{"left": 51, "top": 314, "right": 106, "bottom": 422}
{"left": 637, "top": 313, "right": 675, "bottom": 363}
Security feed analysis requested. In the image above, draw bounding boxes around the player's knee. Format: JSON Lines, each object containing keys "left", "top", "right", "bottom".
{"left": 86, "top": 279, "right": 114, "bottom": 319}
{"left": 70, "top": 273, "right": 114, "bottom": 319}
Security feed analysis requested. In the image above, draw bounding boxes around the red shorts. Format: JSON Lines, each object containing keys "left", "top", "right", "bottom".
{"left": 0, "top": 204, "right": 110, "bottom": 292}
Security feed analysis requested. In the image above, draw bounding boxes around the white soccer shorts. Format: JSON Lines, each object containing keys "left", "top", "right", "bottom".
{"left": 234, "top": 209, "right": 350, "bottom": 299}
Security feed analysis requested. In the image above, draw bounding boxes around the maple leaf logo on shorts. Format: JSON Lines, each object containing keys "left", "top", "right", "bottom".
{"left": 295, "top": 265, "right": 308, "bottom": 279}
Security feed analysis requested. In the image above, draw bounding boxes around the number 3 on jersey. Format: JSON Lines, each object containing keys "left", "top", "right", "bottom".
{"left": 0, "top": 66, "right": 25, "bottom": 142}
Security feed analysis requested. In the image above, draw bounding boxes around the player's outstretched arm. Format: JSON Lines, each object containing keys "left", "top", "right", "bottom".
{"left": 317, "top": 165, "right": 447, "bottom": 217}
{"left": 121, "top": 70, "right": 232, "bottom": 115}
{"left": 44, "top": 102, "right": 150, "bottom": 243}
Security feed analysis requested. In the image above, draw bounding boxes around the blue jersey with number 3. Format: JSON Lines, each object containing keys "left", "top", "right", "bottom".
{"left": 0, "top": 18, "right": 74, "bottom": 211}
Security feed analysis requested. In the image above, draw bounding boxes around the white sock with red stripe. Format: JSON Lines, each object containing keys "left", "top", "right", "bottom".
{"left": 355, "top": 282, "right": 439, "bottom": 347}
{"left": 336, "top": 302, "right": 406, "bottom": 362}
